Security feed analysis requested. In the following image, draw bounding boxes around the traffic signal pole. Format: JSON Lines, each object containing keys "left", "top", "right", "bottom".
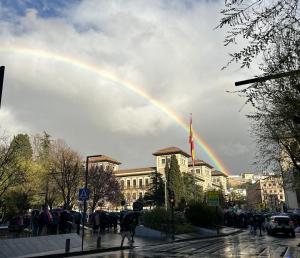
{"left": 81, "top": 157, "right": 88, "bottom": 251}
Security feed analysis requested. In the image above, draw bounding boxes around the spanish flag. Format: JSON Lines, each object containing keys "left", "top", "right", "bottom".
{"left": 189, "top": 114, "right": 195, "bottom": 163}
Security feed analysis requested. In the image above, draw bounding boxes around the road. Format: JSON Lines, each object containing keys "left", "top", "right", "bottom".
{"left": 70, "top": 231, "right": 300, "bottom": 257}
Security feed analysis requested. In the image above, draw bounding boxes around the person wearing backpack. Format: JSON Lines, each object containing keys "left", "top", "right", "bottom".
{"left": 120, "top": 212, "right": 133, "bottom": 248}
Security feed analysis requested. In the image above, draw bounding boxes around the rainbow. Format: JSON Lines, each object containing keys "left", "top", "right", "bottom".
{"left": 0, "top": 46, "right": 230, "bottom": 175}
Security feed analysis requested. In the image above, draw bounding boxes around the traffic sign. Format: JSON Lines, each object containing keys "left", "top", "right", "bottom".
{"left": 79, "top": 188, "right": 90, "bottom": 201}
{"left": 207, "top": 191, "right": 219, "bottom": 206}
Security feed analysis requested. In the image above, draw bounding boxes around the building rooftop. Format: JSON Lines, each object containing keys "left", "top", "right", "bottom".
{"left": 211, "top": 170, "right": 228, "bottom": 177}
{"left": 116, "top": 167, "right": 156, "bottom": 175}
{"left": 88, "top": 155, "right": 121, "bottom": 165}
{"left": 153, "top": 147, "right": 191, "bottom": 158}
{"left": 188, "top": 159, "right": 213, "bottom": 169}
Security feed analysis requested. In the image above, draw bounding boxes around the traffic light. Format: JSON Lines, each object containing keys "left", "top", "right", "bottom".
{"left": 169, "top": 190, "right": 175, "bottom": 205}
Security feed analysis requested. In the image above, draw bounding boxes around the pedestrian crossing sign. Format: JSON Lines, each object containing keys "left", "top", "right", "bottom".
{"left": 79, "top": 188, "right": 90, "bottom": 201}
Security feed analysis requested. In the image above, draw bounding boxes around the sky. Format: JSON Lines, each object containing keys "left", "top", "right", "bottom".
{"left": 0, "top": 0, "right": 259, "bottom": 174}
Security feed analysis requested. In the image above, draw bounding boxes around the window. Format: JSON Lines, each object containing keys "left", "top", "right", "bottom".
{"left": 196, "top": 169, "right": 200, "bottom": 174}
{"left": 280, "top": 195, "right": 283, "bottom": 199}
{"left": 133, "top": 193, "right": 137, "bottom": 200}
{"left": 269, "top": 184, "right": 272, "bottom": 187}
{"left": 162, "top": 158, "right": 165, "bottom": 164}
{"left": 126, "top": 193, "right": 130, "bottom": 201}
{"left": 139, "top": 192, "right": 143, "bottom": 199}
{"left": 145, "top": 179, "right": 149, "bottom": 186}
{"left": 139, "top": 179, "right": 143, "bottom": 188}
{"left": 133, "top": 179, "right": 137, "bottom": 187}
{"left": 120, "top": 180, "right": 124, "bottom": 188}
{"left": 127, "top": 180, "right": 130, "bottom": 188}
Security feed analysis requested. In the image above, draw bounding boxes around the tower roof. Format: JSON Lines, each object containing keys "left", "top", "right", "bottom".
{"left": 88, "top": 155, "right": 121, "bottom": 165}
{"left": 152, "top": 147, "right": 191, "bottom": 158}
{"left": 188, "top": 159, "right": 213, "bottom": 168}
{"left": 211, "top": 170, "right": 228, "bottom": 177}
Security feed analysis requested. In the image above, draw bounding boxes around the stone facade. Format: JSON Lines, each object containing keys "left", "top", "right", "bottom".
{"left": 212, "top": 170, "right": 228, "bottom": 193}
{"left": 246, "top": 176, "right": 285, "bottom": 211}
{"left": 89, "top": 147, "right": 227, "bottom": 207}
{"left": 115, "top": 167, "right": 154, "bottom": 206}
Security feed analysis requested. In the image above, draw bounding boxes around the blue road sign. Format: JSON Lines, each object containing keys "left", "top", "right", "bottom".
{"left": 79, "top": 188, "right": 90, "bottom": 201}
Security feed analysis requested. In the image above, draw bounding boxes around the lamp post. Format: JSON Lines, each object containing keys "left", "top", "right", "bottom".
{"left": 81, "top": 154, "right": 102, "bottom": 251}
{"left": 0, "top": 66, "right": 5, "bottom": 108}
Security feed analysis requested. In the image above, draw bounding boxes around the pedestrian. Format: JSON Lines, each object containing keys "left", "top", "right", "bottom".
{"left": 94, "top": 211, "right": 101, "bottom": 235}
{"left": 75, "top": 212, "right": 82, "bottom": 235}
{"left": 249, "top": 215, "right": 255, "bottom": 235}
{"left": 129, "top": 212, "right": 139, "bottom": 243}
{"left": 31, "top": 210, "right": 39, "bottom": 236}
{"left": 120, "top": 212, "right": 133, "bottom": 248}
{"left": 255, "top": 214, "right": 263, "bottom": 236}
{"left": 38, "top": 205, "right": 52, "bottom": 235}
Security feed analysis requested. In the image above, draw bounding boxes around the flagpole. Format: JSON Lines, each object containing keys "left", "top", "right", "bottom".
{"left": 189, "top": 113, "right": 196, "bottom": 200}
{"left": 192, "top": 155, "right": 196, "bottom": 200}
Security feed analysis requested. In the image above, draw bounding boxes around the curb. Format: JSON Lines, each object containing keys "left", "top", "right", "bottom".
{"left": 27, "top": 229, "right": 244, "bottom": 258}
{"left": 28, "top": 246, "right": 131, "bottom": 258}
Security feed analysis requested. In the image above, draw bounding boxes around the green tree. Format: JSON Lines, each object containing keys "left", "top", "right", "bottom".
{"left": 10, "top": 134, "right": 33, "bottom": 161}
{"left": 0, "top": 134, "right": 31, "bottom": 198}
{"left": 182, "top": 173, "right": 203, "bottom": 204}
{"left": 30, "top": 132, "right": 59, "bottom": 209}
{"left": 167, "top": 155, "right": 184, "bottom": 207}
{"left": 143, "top": 170, "right": 165, "bottom": 207}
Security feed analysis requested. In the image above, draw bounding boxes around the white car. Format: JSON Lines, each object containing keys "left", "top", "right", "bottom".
{"left": 266, "top": 215, "right": 295, "bottom": 237}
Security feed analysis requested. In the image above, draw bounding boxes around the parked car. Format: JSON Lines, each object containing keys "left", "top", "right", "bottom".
{"left": 266, "top": 215, "right": 295, "bottom": 237}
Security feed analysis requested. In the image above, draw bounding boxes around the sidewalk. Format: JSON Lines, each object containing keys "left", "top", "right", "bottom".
{"left": 0, "top": 225, "right": 243, "bottom": 257}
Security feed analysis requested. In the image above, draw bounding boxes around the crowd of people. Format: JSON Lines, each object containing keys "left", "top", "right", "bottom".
{"left": 8, "top": 206, "right": 141, "bottom": 247}
{"left": 224, "top": 209, "right": 300, "bottom": 235}
{"left": 89, "top": 210, "right": 140, "bottom": 247}
{"left": 9, "top": 205, "right": 79, "bottom": 236}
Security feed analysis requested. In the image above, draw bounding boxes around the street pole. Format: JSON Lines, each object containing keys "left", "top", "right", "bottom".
{"left": 164, "top": 178, "right": 167, "bottom": 210}
{"left": 81, "top": 156, "right": 89, "bottom": 251}
{"left": 0, "top": 66, "right": 5, "bottom": 108}
{"left": 171, "top": 202, "right": 175, "bottom": 240}
{"left": 235, "top": 69, "right": 300, "bottom": 86}
{"left": 192, "top": 162, "right": 196, "bottom": 200}
{"left": 164, "top": 158, "right": 169, "bottom": 211}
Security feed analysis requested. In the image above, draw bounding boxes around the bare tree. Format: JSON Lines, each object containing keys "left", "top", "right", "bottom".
{"left": 88, "top": 165, "right": 122, "bottom": 212}
{"left": 49, "top": 140, "right": 83, "bottom": 210}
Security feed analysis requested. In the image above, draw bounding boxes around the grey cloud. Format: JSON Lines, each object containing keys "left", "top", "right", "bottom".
{"left": 0, "top": 0, "right": 258, "bottom": 173}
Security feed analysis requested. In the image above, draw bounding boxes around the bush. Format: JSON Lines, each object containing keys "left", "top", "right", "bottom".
{"left": 142, "top": 208, "right": 168, "bottom": 231}
{"left": 175, "top": 223, "right": 195, "bottom": 234}
{"left": 142, "top": 208, "right": 196, "bottom": 234}
{"left": 185, "top": 201, "right": 223, "bottom": 228}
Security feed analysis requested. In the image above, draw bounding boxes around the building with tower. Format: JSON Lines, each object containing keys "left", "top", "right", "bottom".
{"left": 90, "top": 146, "right": 227, "bottom": 208}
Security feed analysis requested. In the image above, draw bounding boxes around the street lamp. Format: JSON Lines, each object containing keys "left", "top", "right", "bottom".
{"left": 81, "top": 154, "right": 102, "bottom": 251}
{"left": 0, "top": 66, "right": 5, "bottom": 108}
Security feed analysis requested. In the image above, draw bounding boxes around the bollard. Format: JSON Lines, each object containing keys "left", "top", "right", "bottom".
{"left": 65, "top": 238, "right": 70, "bottom": 253}
{"left": 97, "top": 236, "right": 101, "bottom": 249}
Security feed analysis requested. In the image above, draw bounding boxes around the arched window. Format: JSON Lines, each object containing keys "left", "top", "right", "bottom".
{"left": 126, "top": 193, "right": 131, "bottom": 201}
